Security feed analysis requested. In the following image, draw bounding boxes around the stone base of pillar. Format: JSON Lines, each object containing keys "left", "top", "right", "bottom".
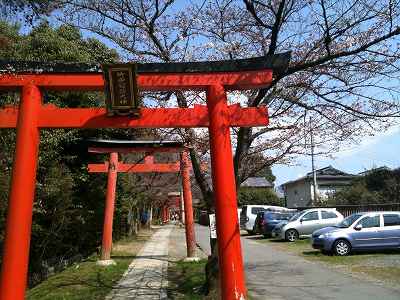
{"left": 183, "top": 257, "right": 200, "bottom": 262}
{"left": 96, "top": 259, "right": 116, "bottom": 266}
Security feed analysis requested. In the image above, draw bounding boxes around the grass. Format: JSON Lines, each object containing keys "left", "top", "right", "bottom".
{"left": 256, "top": 237, "right": 400, "bottom": 287}
{"left": 351, "top": 266, "right": 400, "bottom": 285}
{"left": 167, "top": 259, "right": 209, "bottom": 300}
{"left": 27, "top": 231, "right": 153, "bottom": 300}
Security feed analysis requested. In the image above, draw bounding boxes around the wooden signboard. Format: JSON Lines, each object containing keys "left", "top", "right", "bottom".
{"left": 102, "top": 63, "right": 140, "bottom": 117}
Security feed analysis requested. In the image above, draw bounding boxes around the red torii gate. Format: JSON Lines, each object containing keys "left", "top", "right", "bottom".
{"left": 86, "top": 140, "right": 197, "bottom": 261}
{"left": 0, "top": 53, "right": 290, "bottom": 300}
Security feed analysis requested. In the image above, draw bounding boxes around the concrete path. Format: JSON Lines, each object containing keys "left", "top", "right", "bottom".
{"left": 195, "top": 224, "right": 400, "bottom": 300}
{"left": 106, "top": 225, "right": 173, "bottom": 300}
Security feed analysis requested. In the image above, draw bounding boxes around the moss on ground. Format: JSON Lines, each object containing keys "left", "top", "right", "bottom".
{"left": 27, "top": 231, "right": 153, "bottom": 300}
{"left": 167, "top": 259, "right": 210, "bottom": 300}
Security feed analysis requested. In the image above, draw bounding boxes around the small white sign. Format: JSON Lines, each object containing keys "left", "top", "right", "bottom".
{"left": 209, "top": 214, "right": 217, "bottom": 238}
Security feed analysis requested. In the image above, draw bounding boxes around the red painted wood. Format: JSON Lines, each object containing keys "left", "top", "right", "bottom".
{"left": 88, "top": 147, "right": 184, "bottom": 154}
{"left": 207, "top": 85, "right": 246, "bottom": 299}
{"left": 180, "top": 151, "right": 196, "bottom": 258}
{"left": 100, "top": 153, "right": 118, "bottom": 261}
{"left": 0, "top": 70, "right": 273, "bottom": 91}
{"left": 118, "top": 162, "right": 181, "bottom": 173}
{"left": 0, "top": 104, "right": 269, "bottom": 128}
{"left": 0, "top": 85, "right": 41, "bottom": 300}
{"left": 88, "top": 162, "right": 109, "bottom": 173}
{"left": 144, "top": 153, "right": 154, "bottom": 165}
{"left": 162, "top": 206, "right": 169, "bottom": 223}
{"left": 88, "top": 162, "right": 181, "bottom": 173}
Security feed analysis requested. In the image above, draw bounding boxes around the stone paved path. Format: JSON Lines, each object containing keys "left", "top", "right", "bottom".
{"left": 106, "top": 225, "right": 173, "bottom": 300}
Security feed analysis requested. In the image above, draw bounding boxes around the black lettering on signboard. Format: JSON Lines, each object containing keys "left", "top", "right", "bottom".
{"left": 102, "top": 64, "right": 140, "bottom": 117}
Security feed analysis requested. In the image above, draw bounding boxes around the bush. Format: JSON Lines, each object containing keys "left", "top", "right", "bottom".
{"left": 238, "top": 188, "right": 282, "bottom": 206}
{"left": 329, "top": 167, "right": 400, "bottom": 205}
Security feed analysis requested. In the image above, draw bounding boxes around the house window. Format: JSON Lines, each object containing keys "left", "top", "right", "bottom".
{"left": 319, "top": 187, "right": 337, "bottom": 198}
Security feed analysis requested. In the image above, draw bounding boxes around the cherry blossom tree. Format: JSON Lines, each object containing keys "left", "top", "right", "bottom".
{"left": 29, "top": 0, "right": 399, "bottom": 201}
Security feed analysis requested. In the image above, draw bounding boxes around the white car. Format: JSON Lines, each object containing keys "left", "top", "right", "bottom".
{"left": 272, "top": 208, "right": 344, "bottom": 242}
{"left": 240, "top": 205, "right": 291, "bottom": 234}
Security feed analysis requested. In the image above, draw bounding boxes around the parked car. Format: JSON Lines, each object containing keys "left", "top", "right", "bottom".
{"left": 240, "top": 205, "right": 290, "bottom": 235}
{"left": 312, "top": 211, "right": 400, "bottom": 256}
{"left": 271, "top": 208, "right": 344, "bottom": 242}
{"left": 254, "top": 211, "right": 297, "bottom": 237}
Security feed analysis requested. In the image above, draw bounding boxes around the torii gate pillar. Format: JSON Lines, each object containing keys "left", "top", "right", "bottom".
{"left": 162, "top": 206, "right": 169, "bottom": 223}
{"left": 98, "top": 152, "right": 118, "bottom": 264}
{"left": 207, "top": 84, "right": 246, "bottom": 299}
{"left": 180, "top": 151, "right": 197, "bottom": 259}
{"left": 0, "top": 85, "right": 41, "bottom": 299}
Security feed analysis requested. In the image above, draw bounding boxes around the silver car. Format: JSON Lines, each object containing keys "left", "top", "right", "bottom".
{"left": 272, "top": 208, "right": 344, "bottom": 242}
{"left": 312, "top": 211, "right": 400, "bottom": 256}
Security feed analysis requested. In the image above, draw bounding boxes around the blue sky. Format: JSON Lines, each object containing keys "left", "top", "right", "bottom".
{"left": 13, "top": 10, "right": 398, "bottom": 187}
{"left": 273, "top": 125, "right": 400, "bottom": 186}
{"left": 73, "top": 19, "right": 400, "bottom": 186}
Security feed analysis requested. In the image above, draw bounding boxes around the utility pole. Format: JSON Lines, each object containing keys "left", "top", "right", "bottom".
{"left": 310, "top": 118, "right": 318, "bottom": 205}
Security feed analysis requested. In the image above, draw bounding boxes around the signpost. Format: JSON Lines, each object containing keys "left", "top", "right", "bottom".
{"left": 209, "top": 214, "right": 217, "bottom": 239}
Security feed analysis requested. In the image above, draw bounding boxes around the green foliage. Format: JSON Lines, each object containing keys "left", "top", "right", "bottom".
{"left": 168, "top": 259, "right": 208, "bottom": 300}
{"left": 253, "top": 165, "right": 276, "bottom": 184}
{"left": 238, "top": 188, "right": 282, "bottom": 206}
{"left": 0, "top": 21, "right": 118, "bottom": 62}
{"left": 329, "top": 168, "right": 400, "bottom": 205}
{"left": 26, "top": 237, "right": 144, "bottom": 300}
{"left": 0, "top": 20, "right": 137, "bottom": 283}
{"left": 27, "top": 257, "right": 131, "bottom": 300}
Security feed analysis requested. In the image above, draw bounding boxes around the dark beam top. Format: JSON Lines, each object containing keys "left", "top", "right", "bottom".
{"left": 0, "top": 52, "right": 290, "bottom": 75}
{"left": 86, "top": 138, "right": 184, "bottom": 149}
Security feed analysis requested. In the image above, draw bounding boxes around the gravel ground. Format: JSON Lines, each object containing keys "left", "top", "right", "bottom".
{"left": 168, "top": 223, "right": 208, "bottom": 261}
{"left": 112, "top": 228, "right": 154, "bottom": 254}
{"left": 259, "top": 237, "right": 400, "bottom": 289}
{"left": 167, "top": 224, "right": 211, "bottom": 300}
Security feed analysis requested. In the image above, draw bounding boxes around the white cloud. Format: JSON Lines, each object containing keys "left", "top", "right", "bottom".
{"left": 333, "top": 124, "right": 400, "bottom": 158}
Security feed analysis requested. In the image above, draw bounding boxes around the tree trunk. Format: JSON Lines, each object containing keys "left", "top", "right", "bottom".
{"left": 234, "top": 127, "right": 252, "bottom": 191}
{"left": 204, "top": 237, "right": 220, "bottom": 295}
{"left": 135, "top": 206, "right": 140, "bottom": 234}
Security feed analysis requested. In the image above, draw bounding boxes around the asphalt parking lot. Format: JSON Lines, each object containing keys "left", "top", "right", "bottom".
{"left": 195, "top": 224, "right": 400, "bottom": 300}
{"left": 256, "top": 236, "right": 400, "bottom": 288}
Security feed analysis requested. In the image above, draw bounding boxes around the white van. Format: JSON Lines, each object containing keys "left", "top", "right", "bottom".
{"left": 240, "top": 205, "right": 290, "bottom": 234}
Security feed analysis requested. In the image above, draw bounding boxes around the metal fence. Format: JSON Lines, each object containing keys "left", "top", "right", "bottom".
{"left": 290, "top": 203, "right": 400, "bottom": 217}
{"left": 196, "top": 203, "right": 400, "bottom": 226}
{"left": 29, "top": 254, "right": 84, "bottom": 287}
